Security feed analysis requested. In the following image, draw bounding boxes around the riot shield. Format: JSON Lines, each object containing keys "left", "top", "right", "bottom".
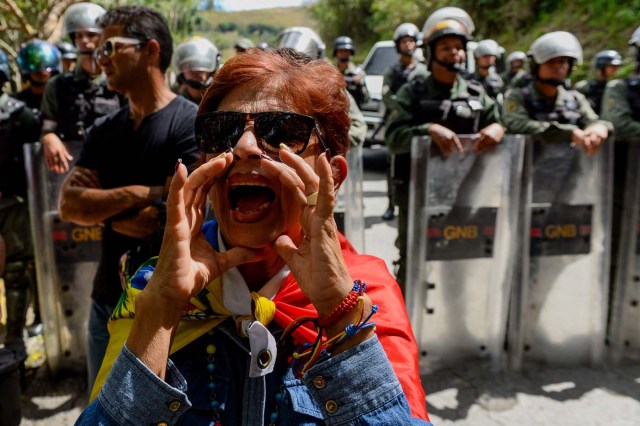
{"left": 24, "top": 141, "right": 100, "bottom": 375}
{"left": 406, "top": 135, "right": 525, "bottom": 373}
{"left": 335, "top": 142, "right": 365, "bottom": 253}
{"left": 609, "top": 142, "right": 640, "bottom": 365}
{"left": 509, "top": 137, "right": 612, "bottom": 369}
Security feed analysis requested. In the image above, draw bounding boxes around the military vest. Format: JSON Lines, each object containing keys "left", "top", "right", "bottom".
{"left": 53, "top": 72, "right": 122, "bottom": 141}
{"left": 389, "top": 62, "right": 412, "bottom": 94}
{"left": 585, "top": 79, "right": 606, "bottom": 114}
{"left": 343, "top": 68, "right": 369, "bottom": 108}
{"left": 521, "top": 86, "right": 581, "bottom": 125}
{"left": 625, "top": 77, "right": 640, "bottom": 121}
{"left": 393, "top": 77, "right": 485, "bottom": 185}
{"left": 410, "top": 77, "right": 484, "bottom": 134}
{"left": 0, "top": 96, "right": 27, "bottom": 197}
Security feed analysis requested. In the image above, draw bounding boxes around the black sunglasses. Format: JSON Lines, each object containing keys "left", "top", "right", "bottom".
{"left": 195, "top": 111, "right": 327, "bottom": 158}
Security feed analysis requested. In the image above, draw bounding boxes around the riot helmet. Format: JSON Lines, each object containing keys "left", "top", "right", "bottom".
{"left": 56, "top": 41, "right": 77, "bottom": 60}
{"left": 474, "top": 39, "right": 500, "bottom": 58}
{"left": 63, "top": 3, "right": 106, "bottom": 43}
{"left": 173, "top": 37, "right": 220, "bottom": 90}
{"left": 507, "top": 51, "right": 527, "bottom": 66}
{"left": 235, "top": 37, "right": 254, "bottom": 52}
{"left": 333, "top": 36, "right": 355, "bottom": 57}
{"left": 17, "top": 40, "right": 61, "bottom": 75}
{"left": 422, "top": 7, "right": 475, "bottom": 43}
{"left": 276, "top": 27, "right": 326, "bottom": 60}
{"left": 528, "top": 31, "right": 582, "bottom": 85}
{"left": 629, "top": 26, "right": 640, "bottom": 65}
{"left": 0, "top": 49, "right": 10, "bottom": 84}
{"left": 629, "top": 26, "right": 640, "bottom": 47}
{"left": 426, "top": 19, "right": 472, "bottom": 73}
{"left": 393, "top": 23, "right": 420, "bottom": 54}
{"left": 593, "top": 50, "right": 622, "bottom": 70}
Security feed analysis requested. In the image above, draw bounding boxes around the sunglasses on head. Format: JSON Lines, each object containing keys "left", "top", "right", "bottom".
{"left": 195, "top": 111, "right": 327, "bottom": 158}
{"left": 94, "top": 37, "right": 144, "bottom": 60}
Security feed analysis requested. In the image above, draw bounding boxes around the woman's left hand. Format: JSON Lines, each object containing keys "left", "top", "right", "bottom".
{"left": 261, "top": 149, "right": 354, "bottom": 317}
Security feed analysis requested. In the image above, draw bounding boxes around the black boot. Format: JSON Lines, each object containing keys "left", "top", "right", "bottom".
{"left": 382, "top": 204, "right": 395, "bottom": 220}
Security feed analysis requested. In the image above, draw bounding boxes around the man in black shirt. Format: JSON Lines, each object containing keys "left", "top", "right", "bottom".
{"left": 58, "top": 6, "right": 199, "bottom": 392}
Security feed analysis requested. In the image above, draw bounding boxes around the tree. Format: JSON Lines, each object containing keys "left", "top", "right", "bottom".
{"left": 0, "top": 0, "right": 199, "bottom": 86}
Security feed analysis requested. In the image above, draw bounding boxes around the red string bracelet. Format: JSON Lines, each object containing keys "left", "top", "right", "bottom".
{"left": 317, "top": 280, "right": 366, "bottom": 328}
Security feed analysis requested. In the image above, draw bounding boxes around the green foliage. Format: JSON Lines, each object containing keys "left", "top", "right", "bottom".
{"left": 312, "top": 0, "right": 640, "bottom": 74}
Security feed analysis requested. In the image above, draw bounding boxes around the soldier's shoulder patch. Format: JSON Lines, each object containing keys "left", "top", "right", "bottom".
{"left": 505, "top": 98, "right": 519, "bottom": 113}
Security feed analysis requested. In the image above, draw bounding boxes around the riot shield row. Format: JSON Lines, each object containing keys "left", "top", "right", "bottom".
{"left": 335, "top": 142, "right": 365, "bottom": 253}
{"left": 24, "top": 141, "right": 100, "bottom": 375}
{"left": 406, "top": 135, "right": 616, "bottom": 373}
{"left": 609, "top": 143, "right": 640, "bottom": 365}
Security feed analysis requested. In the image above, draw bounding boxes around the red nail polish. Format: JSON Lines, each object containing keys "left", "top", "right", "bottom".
{"left": 175, "top": 158, "right": 182, "bottom": 173}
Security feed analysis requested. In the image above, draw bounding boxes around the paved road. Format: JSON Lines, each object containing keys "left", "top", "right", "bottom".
{"left": 16, "top": 148, "right": 640, "bottom": 425}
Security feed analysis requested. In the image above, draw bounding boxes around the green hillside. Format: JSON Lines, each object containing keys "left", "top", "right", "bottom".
{"left": 187, "top": 1, "right": 639, "bottom": 80}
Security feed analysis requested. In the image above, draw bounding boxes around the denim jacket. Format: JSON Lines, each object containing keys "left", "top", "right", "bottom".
{"left": 75, "top": 319, "right": 432, "bottom": 426}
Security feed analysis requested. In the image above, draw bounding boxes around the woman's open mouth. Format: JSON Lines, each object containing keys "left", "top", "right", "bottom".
{"left": 227, "top": 174, "right": 276, "bottom": 222}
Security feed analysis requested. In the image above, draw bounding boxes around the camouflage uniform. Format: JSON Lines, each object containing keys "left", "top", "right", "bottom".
{"left": 501, "top": 68, "right": 528, "bottom": 90}
{"left": 602, "top": 77, "right": 640, "bottom": 290}
{"left": 347, "top": 91, "right": 367, "bottom": 146}
{"left": 0, "top": 92, "right": 40, "bottom": 362}
{"left": 341, "top": 62, "right": 370, "bottom": 109}
{"left": 385, "top": 69, "right": 501, "bottom": 291}
{"left": 574, "top": 79, "right": 607, "bottom": 115}
{"left": 502, "top": 81, "right": 610, "bottom": 142}
{"left": 469, "top": 69, "right": 504, "bottom": 100}
{"left": 381, "top": 60, "right": 418, "bottom": 220}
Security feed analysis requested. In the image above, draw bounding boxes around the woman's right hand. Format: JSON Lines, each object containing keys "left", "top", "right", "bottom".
{"left": 42, "top": 133, "right": 74, "bottom": 174}
{"left": 145, "top": 153, "right": 261, "bottom": 309}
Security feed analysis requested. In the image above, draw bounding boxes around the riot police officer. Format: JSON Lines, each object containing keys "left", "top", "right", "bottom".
{"left": 15, "top": 40, "right": 61, "bottom": 120}
{"left": 277, "top": 27, "right": 367, "bottom": 146}
{"left": 575, "top": 50, "right": 622, "bottom": 114}
{"left": 503, "top": 31, "right": 610, "bottom": 152}
{"left": 501, "top": 51, "right": 529, "bottom": 89}
{"left": 381, "top": 22, "right": 421, "bottom": 221}
{"left": 384, "top": 23, "right": 421, "bottom": 98}
{"left": 469, "top": 39, "right": 504, "bottom": 100}
{"left": 56, "top": 41, "right": 77, "bottom": 73}
{"left": 333, "top": 36, "right": 370, "bottom": 108}
{"left": 602, "top": 27, "right": 640, "bottom": 295}
{"left": 386, "top": 18, "right": 504, "bottom": 292}
{"left": 0, "top": 48, "right": 41, "bottom": 380}
{"left": 234, "top": 37, "right": 254, "bottom": 54}
{"left": 173, "top": 37, "right": 220, "bottom": 104}
{"left": 40, "top": 2, "right": 122, "bottom": 174}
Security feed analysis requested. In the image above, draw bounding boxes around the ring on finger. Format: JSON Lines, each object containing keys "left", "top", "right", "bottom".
{"left": 306, "top": 191, "right": 318, "bottom": 206}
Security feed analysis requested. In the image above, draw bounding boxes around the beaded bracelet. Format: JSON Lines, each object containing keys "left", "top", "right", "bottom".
{"left": 280, "top": 280, "right": 378, "bottom": 377}
{"left": 318, "top": 280, "right": 367, "bottom": 328}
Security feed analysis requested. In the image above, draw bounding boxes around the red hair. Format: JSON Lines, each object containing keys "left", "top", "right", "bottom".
{"left": 199, "top": 48, "right": 351, "bottom": 155}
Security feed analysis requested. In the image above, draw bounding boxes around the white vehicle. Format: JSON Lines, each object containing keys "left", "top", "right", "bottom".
{"left": 360, "top": 40, "right": 399, "bottom": 145}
